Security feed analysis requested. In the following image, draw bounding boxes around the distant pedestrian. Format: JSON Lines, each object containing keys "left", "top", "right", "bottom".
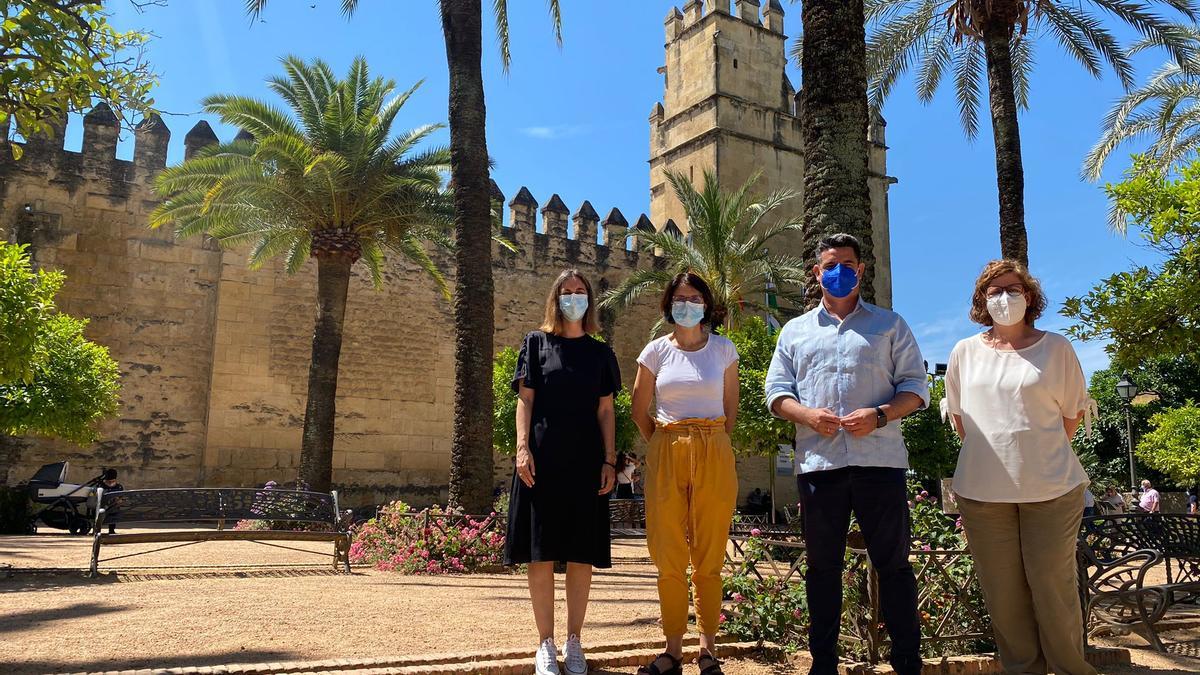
{"left": 1101, "top": 487, "right": 1125, "bottom": 513}
{"left": 1187, "top": 488, "right": 1198, "bottom": 515}
{"left": 1139, "top": 480, "right": 1161, "bottom": 513}
{"left": 1083, "top": 489, "right": 1097, "bottom": 519}
{"left": 615, "top": 452, "right": 639, "bottom": 499}
{"left": 101, "top": 469, "right": 124, "bottom": 535}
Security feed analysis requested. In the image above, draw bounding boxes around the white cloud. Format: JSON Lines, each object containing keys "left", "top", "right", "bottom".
{"left": 520, "top": 124, "right": 590, "bottom": 140}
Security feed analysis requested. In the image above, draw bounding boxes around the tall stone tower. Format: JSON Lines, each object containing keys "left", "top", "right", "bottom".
{"left": 649, "top": 0, "right": 895, "bottom": 307}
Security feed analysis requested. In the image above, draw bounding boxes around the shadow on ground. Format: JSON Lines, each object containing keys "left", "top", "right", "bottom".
{"left": 1, "top": 649, "right": 301, "bottom": 675}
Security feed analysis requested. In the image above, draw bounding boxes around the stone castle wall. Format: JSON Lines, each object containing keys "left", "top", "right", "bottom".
{"left": 0, "top": 113, "right": 665, "bottom": 506}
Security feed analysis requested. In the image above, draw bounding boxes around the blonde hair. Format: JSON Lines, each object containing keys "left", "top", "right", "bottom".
{"left": 968, "top": 259, "right": 1046, "bottom": 327}
{"left": 540, "top": 269, "right": 600, "bottom": 335}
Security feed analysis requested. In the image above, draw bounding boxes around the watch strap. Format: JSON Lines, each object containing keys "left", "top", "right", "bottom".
{"left": 874, "top": 406, "right": 887, "bottom": 428}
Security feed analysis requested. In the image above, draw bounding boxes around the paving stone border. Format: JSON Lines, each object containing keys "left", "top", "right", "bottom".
{"left": 838, "top": 646, "right": 1131, "bottom": 674}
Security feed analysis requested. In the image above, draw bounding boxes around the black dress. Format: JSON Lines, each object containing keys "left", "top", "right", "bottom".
{"left": 504, "top": 330, "right": 621, "bottom": 568}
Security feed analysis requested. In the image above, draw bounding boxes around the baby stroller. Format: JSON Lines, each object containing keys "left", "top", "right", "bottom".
{"left": 26, "top": 461, "right": 103, "bottom": 535}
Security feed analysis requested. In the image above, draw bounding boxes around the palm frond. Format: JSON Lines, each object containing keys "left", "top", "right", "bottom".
{"left": 953, "top": 39, "right": 984, "bottom": 139}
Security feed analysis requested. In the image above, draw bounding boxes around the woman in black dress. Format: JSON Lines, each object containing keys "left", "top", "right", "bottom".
{"left": 506, "top": 269, "right": 620, "bottom": 675}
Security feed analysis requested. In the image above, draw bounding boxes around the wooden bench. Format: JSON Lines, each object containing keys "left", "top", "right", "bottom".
{"left": 1077, "top": 513, "right": 1200, "bottom": 651}
{"left": 89, "top": 487, "right": 351, "bottom": 576}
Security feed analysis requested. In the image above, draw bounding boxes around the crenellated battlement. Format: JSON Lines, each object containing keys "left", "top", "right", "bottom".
{"left": 2, "top": 108, "right": 671, "bottom": 277}
{"left": 668, "top": 0, "right": 785, "bottom": 38}
{"left": 495, "top": 184, "right": 670, "bottom": 274}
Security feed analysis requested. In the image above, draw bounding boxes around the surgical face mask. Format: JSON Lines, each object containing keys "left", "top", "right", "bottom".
{"left": 671, "top": 301, "right": 706, "bottom": 328}
{"left": 986, "top": 291, "right": 1027, "bottom": 326}
{"left": 559, "top": 293, "right": 589, "bottom": 322}
{"left": 821, "top": 264, "right": 859, "bottom": 298}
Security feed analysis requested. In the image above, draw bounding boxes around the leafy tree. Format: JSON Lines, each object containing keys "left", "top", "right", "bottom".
{"left": 1137, "top": 403, "right": 1200, "bottom": 486}
{"left": 861, "top": 0, "right": 1199, "bottom": 266}
{"left": 0, "top": 242, "right": 119, "bottom": 443}
{"left": 247, "top": 0, "right": 563, "bottom": 513}
{"left": 1063, "top": 158, "right": 1200, "bottom": 368}
{"left": 1, "top": 1, "right": 157, "bottom": 159}
{"left": 796, "top": 0, "right": 877, "bottom": 304}
{"left": 491, "top": 346, "right": 636, "bottom": 457}
{"left": 903, "top": 378, "right": 960, "bottom": 483}
{"left": 1074, "top": 357, "right": 1200, "bottom": 489}
{"left": 0, "top": 241, "right": 60, "bottom": 384}
{"left": 600, "top": 171, "right": 810, "bottom": 332}
{"left": 151, "top": 56, "right": 453, "bottom": 493}
{"left": 726, "top": 317, "right": 792, "bottom": 458}
{"left": 1083, "top": 34, "right": 1200, "bottom": 180}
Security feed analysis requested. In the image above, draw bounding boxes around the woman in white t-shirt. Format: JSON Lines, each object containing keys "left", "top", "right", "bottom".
{"left": 615, "top": 452, "right": 639, "bottom": 499}
{"left": 944, "top": 260, "right": 1097, "bottom": 675}
{"left": 631, "top": 272, "right": 739, "bottom": 675}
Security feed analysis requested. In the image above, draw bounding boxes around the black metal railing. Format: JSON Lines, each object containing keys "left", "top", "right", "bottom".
{"left": 723, "top": 535, "right": 992, "bottom": 664}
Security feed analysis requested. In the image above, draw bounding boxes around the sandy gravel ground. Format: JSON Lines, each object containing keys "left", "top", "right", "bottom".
{"left": 1, "top": 534, "right": 664, "bottom": 673}
{"left": 1, "top": 531, "right": 1197, "bottom": 674}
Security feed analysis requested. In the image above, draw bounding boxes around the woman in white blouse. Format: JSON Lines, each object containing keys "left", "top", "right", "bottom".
{"left": 944, "top": 260, "right": 1096, "bottom": 675}
{"left": 631, "top": 271, "right": 739, "bottom": 675}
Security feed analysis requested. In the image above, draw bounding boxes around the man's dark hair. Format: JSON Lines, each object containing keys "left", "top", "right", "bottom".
{"left": 815, "top": 233, "right": 862, "bottom": 262}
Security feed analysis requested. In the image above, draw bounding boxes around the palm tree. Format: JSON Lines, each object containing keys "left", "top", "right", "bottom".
{"left": 601, "top": 171, "right": 810, "bottom": 332}
{"left": 798, "top": 0, "right": 877, "bottom": 306}
{"left": 246, "top": 0, "right": 561, "bottom": 513}
{"left": 1084, "top": 33, "right": 1200, "bottom": 182}
{"left": 151, "top": 56, "right": 453, "bottom": 493}
{"left": 862, "top": 0, "right": 1199, "bottom": 266}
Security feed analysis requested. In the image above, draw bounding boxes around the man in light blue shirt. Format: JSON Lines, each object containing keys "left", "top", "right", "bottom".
{"left": 765, "top": 233, "right": 929, "bottom": 675}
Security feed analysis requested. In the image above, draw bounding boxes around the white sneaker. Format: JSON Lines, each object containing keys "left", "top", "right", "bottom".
{"left": 563, "top": 634, "right": 588, "bottom": 675}
{"left": 536, "top": 637, "right": 561, "bottom": 675}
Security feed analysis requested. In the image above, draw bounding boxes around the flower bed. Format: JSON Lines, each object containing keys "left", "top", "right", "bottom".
{"left": 348, "top": 501, "right": 507, "bottom": 575}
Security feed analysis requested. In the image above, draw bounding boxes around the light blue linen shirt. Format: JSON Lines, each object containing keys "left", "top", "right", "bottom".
{"left": 765, "top": 300, "right": 929, "bottom": 474}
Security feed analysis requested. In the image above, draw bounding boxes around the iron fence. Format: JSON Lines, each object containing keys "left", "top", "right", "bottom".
{"left": 723, "top": 535, "right": 992, "bottom": 664}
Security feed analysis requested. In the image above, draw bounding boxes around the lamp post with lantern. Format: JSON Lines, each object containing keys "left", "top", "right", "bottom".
{"left": 1116, "top": 373, "right": 1139, "bottom": 491}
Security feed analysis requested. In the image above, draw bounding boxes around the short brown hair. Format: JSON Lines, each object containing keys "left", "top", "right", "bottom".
{"left": 968, "top": 259, "right": 1046, "bottom": 326}
{"left": 660, "top": 271, "right": 719, "bottom": 327}
{"left": 540, "top": 269, "right": 601, "bottom": 335}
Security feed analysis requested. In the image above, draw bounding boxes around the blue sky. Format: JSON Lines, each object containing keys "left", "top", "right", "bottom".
{"left": 83, "top": 0, "right": 1170, "bottom": 378}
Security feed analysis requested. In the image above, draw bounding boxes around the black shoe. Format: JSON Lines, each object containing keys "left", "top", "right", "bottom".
{"left": 697, "top": 653, "right": 724, "bottom": 675}
{"left": 637, "top": 652, "right": 682, "bottom": 675}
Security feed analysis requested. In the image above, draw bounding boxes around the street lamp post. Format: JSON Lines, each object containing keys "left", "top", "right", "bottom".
{"left": 1116, "top": 373, "right": 1139, "bottom": 491}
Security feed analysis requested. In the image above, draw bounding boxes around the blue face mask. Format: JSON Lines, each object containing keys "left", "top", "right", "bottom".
{"left": 671, "top": 301, "right": 706, "bottom": 328}
{"left": 559, "top": 294, "right": 588, "bottom": 322}
{"left": 821, "top": 264, "right": 859, "bottom": 298}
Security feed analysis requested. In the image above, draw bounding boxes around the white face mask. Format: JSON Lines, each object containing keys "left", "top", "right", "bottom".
{"left": 559, "top": 293, "right": 588, "bottom": 322}
{"left": 986, "top": 291, "right": 1027, "bottom": 327}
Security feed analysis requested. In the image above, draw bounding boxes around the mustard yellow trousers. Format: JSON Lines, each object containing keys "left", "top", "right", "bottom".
{"left": 644, "top": 418, "right": 739, "bottom": 638}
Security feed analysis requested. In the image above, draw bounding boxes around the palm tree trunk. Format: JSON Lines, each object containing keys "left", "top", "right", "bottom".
{"left": 441, "top": 0, "right": 495, "bottom": 514}
{"left": 799, "top": 0, "right": 875, "bottom": 308}
{"left": 298, "top": 254, "right": 353, "bottom": 494}
{"left": 982, "top": 23, "right": 1029, "bottom": 267}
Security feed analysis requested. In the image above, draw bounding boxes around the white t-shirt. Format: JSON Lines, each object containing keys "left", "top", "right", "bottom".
{"left": 617, "top": 462, "right": 635, "bottom": 484}
{"left": 637, "top": 333, "right": 739, "bottom": 423}
{"left": 945, "top": 332, "right": 1092, "bottom": 503}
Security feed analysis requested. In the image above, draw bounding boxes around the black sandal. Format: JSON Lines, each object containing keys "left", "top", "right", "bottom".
{"left": 637, "top": 652, "right": 682, "bottom": 675}
{"left": 697, "top": 653, "right": 724, "bottom": 675}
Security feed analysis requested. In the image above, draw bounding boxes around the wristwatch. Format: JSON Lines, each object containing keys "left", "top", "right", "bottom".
{"left": 874, "top": 406, "right": 888, "bottom": 428}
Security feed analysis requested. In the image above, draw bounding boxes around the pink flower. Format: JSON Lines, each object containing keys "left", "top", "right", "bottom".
{"left": 921, "top": 544, "right": 931, "bottom": 552}
{"left": 750, "top": 528, "right": 762, "bottom": 537}
{"left": 719, "top": 614, "right": 727, "bottom": 624}
{"left": 793, "top": 609, "right": 804, "bottom": 619}
{"left": 907, "top": 501, "right": 914, "bottom": 508}
{"left": 955, "top": 518, "right": 963, "bottom": 530}
{"left": 733, "top": 593, "right": 746, "bottom": 603}
{"left": 915, "top": 495, "right": 925, "bottom": 503}
{"left": 920, "top": 490, "right": 929, "bottom": 498}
